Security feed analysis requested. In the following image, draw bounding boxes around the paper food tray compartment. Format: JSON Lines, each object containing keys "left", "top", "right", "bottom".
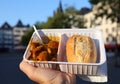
{"left": 23, "top": 30, "right": 61, "bottom": 70}
{"left": 23, "top": 29, "right": 106, "bottom": 76}
{"left": 57, "top": 29, "right": 106, "bottom": 75}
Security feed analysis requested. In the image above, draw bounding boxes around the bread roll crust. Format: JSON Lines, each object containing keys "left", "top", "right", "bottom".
{"left": 66, "top": 35, "right": 97, "bottom": 63}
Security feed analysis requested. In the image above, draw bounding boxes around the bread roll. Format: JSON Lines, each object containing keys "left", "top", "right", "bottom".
{"left": 66, "top": 35, "right": 97, "bottom": 63}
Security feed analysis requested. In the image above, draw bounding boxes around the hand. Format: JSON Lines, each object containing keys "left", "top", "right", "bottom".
{"left": 19, "top": 60, "right": 76, "bottom": 84}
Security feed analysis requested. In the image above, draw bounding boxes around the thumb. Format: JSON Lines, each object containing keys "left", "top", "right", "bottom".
{"left": 19, "top": 60, "right": 36, "bottom": 79}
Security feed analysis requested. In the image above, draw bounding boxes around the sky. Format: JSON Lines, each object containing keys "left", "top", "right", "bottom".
{"left": 0, "top": 0, "right": 91, "bottom": 26}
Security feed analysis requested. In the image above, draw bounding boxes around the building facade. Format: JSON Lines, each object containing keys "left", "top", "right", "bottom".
{"left": 13, "top": 20, "right": 30, "bottom": 49}
{"left": 0, "top": 22, "right": 14, "bottom": 51}
{"left": 84, "top": 3, "right": 120, "bottom": 45}
{"left": 0, "top": 20, "right": 30, "bottom": 51}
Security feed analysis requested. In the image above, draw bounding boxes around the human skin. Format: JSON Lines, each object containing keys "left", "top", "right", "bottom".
{"left": 19, "top": 60, "right": 76, "bottom": 84}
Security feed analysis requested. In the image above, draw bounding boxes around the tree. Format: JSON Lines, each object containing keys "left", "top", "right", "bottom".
{"left": 20, "top": 6, "right": 86, "bottom": 45}
{"left": 89, "top": 0, "right": 120, "bottom": 22}
{"left": 44, "top": 12, "right": 71, "bottom": 28}
{"left": 65, "top": 6, "right": 85, "bottom": 28}
{"left": 89, "top": 0, "right": 120, "bottom": 43}
{"left": 20, "top": 28, "right": 34, "bottom": 46}
{"left": 89, "top": 0, "right": 100, "bottom": 5}
{"left": 37, "top": 6, "right": 85, "bottom": 29}
{"left": 65, "top": 6, "right": 80, "bottom": 15}
{"left": 89, "top": 0, "right": 120, "bottom": 66}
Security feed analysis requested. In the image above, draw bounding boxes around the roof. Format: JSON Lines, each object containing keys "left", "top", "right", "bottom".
{"left": 57, "top": 0, "right": 63, "bottom": 13}
{"left": 15, "top": 20, "right": 30, "bottom": 28}
{"left": 0, "top": 22, "right": 12, "bottom": 29}
{"left": 80, "top": 7, "right": 91, "bottom": 15}
{"left": 15, "top": 20, "right": 24, "bottom": 27}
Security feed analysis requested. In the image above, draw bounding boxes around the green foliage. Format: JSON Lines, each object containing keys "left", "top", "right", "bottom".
{"left": 36, "top": 13, "right": 71, "bottom": 29}
{"left": 20, "top": 6, "right": 86, "bottom": 45}
{"left": 65, "top": 6, "right": 80, "bottom": 15}
{"left": 89, "top": 0, "right": 120, "bottom": 22}
{"left": 35, "top": 6, "right": 85, "bottom": 29}
{"left": 89, "top": 0, "right": 100, "bottom": 5}
{"left": 20, "top": 28, "right": 34, "bottom": 46}
{"left": 89, "top": 0, "right": 120, "bottom": 44}
{"left": 49, "top": 13, "right": 70, "bottom": 28}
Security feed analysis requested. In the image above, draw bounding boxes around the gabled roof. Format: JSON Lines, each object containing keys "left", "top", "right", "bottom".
{"left": 15, "top": 20, "right": 24, "bottom": 27}
{"left": 15, "top": 20, "right": 30, "bottom": 28}
{"left": 80, "top": 7, "right": 91, "bottom": 15}
{"left": 1, "top": 22, "right": 12, "bottom": 29}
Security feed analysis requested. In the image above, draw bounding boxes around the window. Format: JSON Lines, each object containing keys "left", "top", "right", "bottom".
{"left": 4, "top": 35, "right": 13, "bottom": 39}
{"left": 106, "top": 28, "right": 108, "bottom": 33}
{"left": 112, "top": 27, "right": 115, "bottom": 32}
{"left": 106, "top": 34, "right": 116, "bottom": 44}
{"left": 15, "top": 30, "right": 21, "bottom": 33}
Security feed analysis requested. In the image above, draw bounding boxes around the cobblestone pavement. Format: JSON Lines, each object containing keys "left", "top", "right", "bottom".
{"left": 0, "top": 51, "right": 120, "bottom": 84}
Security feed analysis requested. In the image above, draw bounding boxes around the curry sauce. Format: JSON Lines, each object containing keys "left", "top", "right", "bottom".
{"left": 28, "top": 36, "right": 59, "bottom": 61}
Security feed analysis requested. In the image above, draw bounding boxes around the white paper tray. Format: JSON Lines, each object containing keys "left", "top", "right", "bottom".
{"left": 23, "top": 29, "right": 107, "bottom": 77}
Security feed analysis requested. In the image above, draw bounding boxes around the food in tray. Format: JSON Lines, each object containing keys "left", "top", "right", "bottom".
{"left": 28, "top": 36, "right": 59, "bottom": 61}
{"left": 27, "top": 33, "right": 97, "bottom": 63}
{"left": 66, "top": 35, "right": 97, "bottom": 63}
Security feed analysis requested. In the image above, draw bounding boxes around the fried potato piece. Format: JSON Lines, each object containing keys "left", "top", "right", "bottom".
{"left": 36, "top": 51, "right": 48, "bottom": 61}
{"left": 29, "top": 40, "right": 59, "bottom": 61}
{"left": 47, "top": 41, "right": 59, "bottom": 49}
